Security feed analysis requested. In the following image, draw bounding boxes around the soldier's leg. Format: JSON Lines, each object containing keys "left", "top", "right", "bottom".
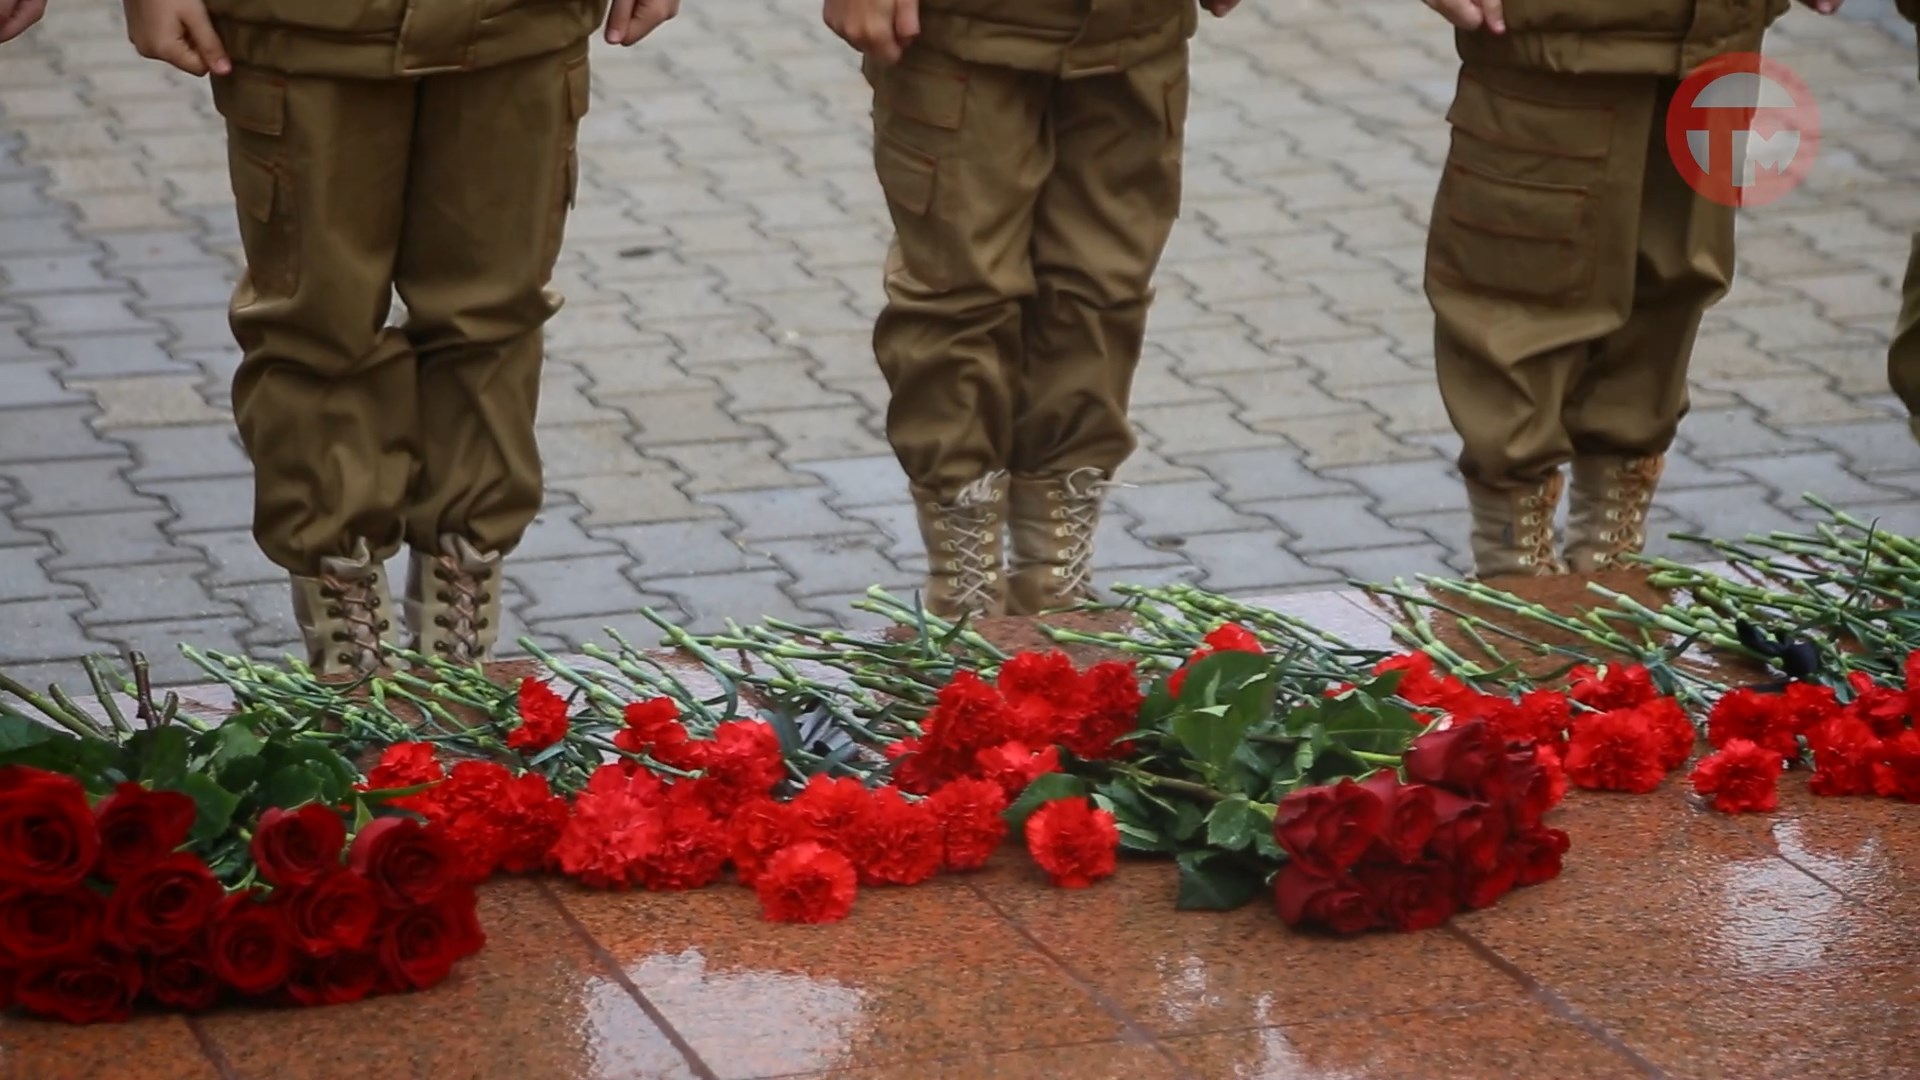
{"left": 1563, "top": 76, "right": 1735, "bottom": 572}
{"left": 1890, "top": 231, "right": 1920, "bottom": 442}
{"left": 215, "top": 68, "right": 416, "bottom": 674}
{"left": 1424, "top": 66, "right": 1656, "bottom": 579}
{"left": 392, "top": 44, "right": 588, "bottom": 664}
{"left": 1005, "top": 43, "right": 1189, "bottom": 616}
{"left": 868, "top": 46, "right": 1052, "bottom": 619}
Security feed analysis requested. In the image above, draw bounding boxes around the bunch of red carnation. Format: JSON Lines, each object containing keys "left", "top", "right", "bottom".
{"left": 1690, "top": 656, "right": 1920, "bottom": 813}
{"left": 1271, "top": 719, "right": 1570, "bottom": 935}
{"left": 0, "top": 766, "right": 479, "bottom": 1025}
{"left": 1166, "top": 623, "right": 1266, "bottom": 696}
{"left": 884, "top": 651, "right": 1143, "bottom": 796}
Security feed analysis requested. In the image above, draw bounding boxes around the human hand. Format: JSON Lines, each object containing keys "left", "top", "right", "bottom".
{"left": 122, "top": 0, "right": 230, "bottom": 75}
{"left": 1794, "top": 0, "right": 1842, "bottom": 12}
{"left": 0, "top": 0, "right": 49, "bottom": 43}
{"left": 605, "top": 0, "right": 679, "bottom": 45}
{"left": 1422, "top": 0, "right": 1505, "bottom": 33}
{"left": 823, "top": 0, "right": 920, "bottom": 66}
{"left": 1203, "top": 0, "right": 1242, "bottom": 14}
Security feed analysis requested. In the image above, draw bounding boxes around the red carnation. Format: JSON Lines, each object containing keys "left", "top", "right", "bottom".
{"left": 754, "top": 842, "right": 858, "bottom": 924}
{"left": 15, "top": 950, "right": 141, "bottom": 1025}
{"left": 363, "top": 742, "right": 445, "bottom": 791}
{"left": 0, "top": 768, "right": 100, "bottom": 892}
{"left": 1905, "top": 650, "right": 1920, "bottom": 724}
{"left": 1273, "top": 778, "right": 1385, "bottom": 877}
{"left": 0, "top": 886, "right": 104, "bottom": 965}
{"left": 1642, "top": 698, "right": 1699, "bottom": 772}
{"left": 1706, "top": 688, "right": 1790, "bottom": 758}
{"left": 883, "top": 737, "right": 941, "bottom": 796}
{"left": 790, "top": 775, "right": 871, "bottom": 839}
{"left": 1564, "top": 706, "right": 1666, "bottom": 793}
{"left": 1064, "top": 660, "right": 1145, "bottom": 761}
{"left": 637, "top": 791, "right": 730, "bottom": 891}
{"left": 348, "top": 817, "right": 455, "bottom": 909}
{"left": 921, "top": 671, "right": 1018, "bottom": 765}
{"left": 1844, "top": 672, "right": 1908, "bottom": 738}
{"left": 1780, "top": 681, "right": 1841, "bottom": 741}
{"left": 103, "top": 851, "right": 224, "bottom": 952}
{"left": 1568, "top": 663, "right": 1658, "bottom": 710}
{"left": 92, "top": 783, "right": 197, "bottom": 882}
{"left": 207, "top": 891, "right": 294, "bottom": 996}
{"left": 145, "top": 945, "right": 220, "bottom": 1012}
{"left": 1168, "top": 623, "right": 1264, "bottom": 697}
{"left": 728, "top": 797, "right": 814, "bottom": 888}
{"left": 278, "top": 870, "right": 380, "bottom": 957}
{"left": 1807, "top": 714, "right": 1881, "bottom": 797}
{"left": 700, "top": 721, "right": 787, "bottom": 809}
{"left": 973, "top": 741, "right": 1061, "bottom": 801}
{"left": 549, "top": 766, "right": 666, "bottom": 890}
{"left": 493, "top": 771, "right": 570, "bottom": 874}
{"left": 1355, "top": 772, "right": 1437, "bottom": 864}
{"left": 286, "top": 949, "right": 382, "bottom": 1007}
{"left": 1404, "top": 719, "right": 1499, "bottom": 794}
{"left": 1690, "top": 739, "right": 1781, "bottom": 814}
{"left": 926, "top": 777, "right": 1009, "bottom": 871}
{"left": 1273, "top": 863, "right": 1376, "bottom": 935}
{"left": 1354, "top": 860, "right": 1459, "bottom": 933}
{"left": 1506, "top": 825, "right": 1570, "bottom": 886}
{"left": 1024, "top": 798, "right": 1119, "bottom": 889}
{"left": 617, "top": 698, "right": 704, "bottom": 771}
{"left": 251, "top": 804, "right": 349, "bottom": 889}
{"left": 1872, "top": 730, "right": 1920, "bottom": 803}
{"left": 1372, "top": 652, "right": 1474, "bottom": 714}
{"left": 996, "top": 651, "right": 1085, "bottom": 747}
{"left": 508, "top": 677, "right": 570, "bottom": 753}
{"left": 844, "top": 787, "right": 943, "bottom": 886}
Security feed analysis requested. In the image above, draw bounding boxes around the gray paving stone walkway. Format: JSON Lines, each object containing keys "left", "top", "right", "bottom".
{"left": 4, "top": 0, "right": 1920, "bottom": 687}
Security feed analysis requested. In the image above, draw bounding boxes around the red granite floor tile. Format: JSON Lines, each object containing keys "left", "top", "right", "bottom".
{"left": 770, "top": 1040, "right": 1181, "bottom": 1079}
{"left": 1158, "top": 1001, "right": 1651, "bottom": 1080}
{"left": 553, "top": 874, "right": 1134, "bottom": 1079}
{"left": 1555, "top": 965, "right": 1920, "bottom": 1080}
{"left": 1456, "top": 785, "right": 1917, "bottom": 986}
{"left": 194, "top": 880, "right": 700, "bottom": 1080}
{"left": 1738, "top": 777, "right": 1920, "bottom": 922}
{"left": 973, "top": 860, "right": 1526, "bottom": 1035}
{"left": 0, "top": 1015, "right": 218, "bottom": 1080}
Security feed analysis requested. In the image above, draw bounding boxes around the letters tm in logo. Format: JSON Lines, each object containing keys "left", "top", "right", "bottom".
{"left": 1666, "top": 52, "right": 1819, "bottom": 208}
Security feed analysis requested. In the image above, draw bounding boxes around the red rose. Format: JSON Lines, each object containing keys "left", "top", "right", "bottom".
{"left": 1404, "top": 719, "right": 1499, "bottom": 794}
{"left": 754, "top": 842, "right": 858, "bottom": 924}
{"left": 278, "top": 870, "right": 380, "bottom": 957}
{"left": 1354, "top": 861, "right": 1459, "bottom": 932}
{"left": 1564, "top": 707, "right": 1666, "bottom": 793}
{"left": 1690, "top": 738, "right": 1781, "bottom": 814}
{"left": 92, "top": 783, "right": 197, "bottom": 882}
{"left": 1356, "top": 773, "right": 1437, "bottom": 864}
{"left": 103, "top": 851, "right": 223, "bottom": 952}
{"left": 926, "top": 777, "right": 1009, "bottom": 871}
{"left": 728, "top": 797, "right": 814, "bottom": 888}
{"left": 251, "top": 804, "right": 349, "bottom": 889}
{"left": 845, "top": 787, "right": 943, "bottom": 886}
{"left": 348, "top": 817, "right": 455, "bottom": 909}
{"left": 0, "top": 886, "right": 104, "bottom": 965}
{"left": 1807, "top": 715, "right": 1880, "bottom": 797}
{"left": 1507, "top": 825, "right": 1570, "bottom": 886}
{"left": 1426, "top": 790, "right": 1505, "bottom": 874}
{"left": 1273, "top": 863, "right": 1376, "bottom": 935}
{"left": 146, "top": 945, "right": 220, "bottom": 1012}
{"left": 1273, "top": 778, "right": 1385, "bottom": 877}
{"left": 1024, "top": 797, "right": 1119, "bottom": 889}
{"left": 1501, "top": 745, "right": 1559, "bottom": 830}
{"left": 208, "top": 890, "right": 294, "bottom": 995}
{"left": 376, "top": 890, "right": 482, "bottom": 991}
{"left": 286, "top": 949, "right": 382, "bottom": 1007}
{"left": 15, "top": 950, "right": 141, "bottom": 1024}
{"left": 1873, "top": 730, "right": 1920, "bottom": 802}
{"left": 1457, "top": 858, "right": 1519, "bottom": 910}
{"left": 0, "top": 768, "right": 100, "bottom": 892}
{"left": 508, "top": 676, "right": 571, "bottom": 753}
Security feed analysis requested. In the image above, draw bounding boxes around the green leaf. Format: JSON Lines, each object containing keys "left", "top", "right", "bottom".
{"left": 179, "top": 773, "right": 242, "bottom": 845}
{"left": 1172, "top": 649, "right": 1273, "bottom": 708}
{"left": 1169, "top": 800, "right": 1207, "bottom": 843}
{"left": 216, "top": 755, "right": 267, "bottom": 796}
{"left": 1002, "top": 772, "right": 1088, "bottom": 831}
{"left": 1117, "top": 822, "right": 1175, "bottom": 853}
{"left": 1205, "top": 795, "right": 1260, "bottom": 852}
{"left": 132, "top": 727, "right": 191, "bottom": 789}
{"left": 0, "top": 711, "right": 58, "bottom": 755}
{"left": 1174, "top": 850, "right": 1266, "bottom": 911}
{"left": 208, "top": 724, "right": 264, "bottom": 768}
{"left": 258, "top": 761, "right": 329, "bottom": 810}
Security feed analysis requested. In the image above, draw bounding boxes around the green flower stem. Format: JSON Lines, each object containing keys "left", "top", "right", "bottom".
{"left": 1351, "top": 750, "right": 1402, "bottom": 766}
{"left": 1112, "top": 764, "right": 1229, "bottom": 805}
{"left": 0, "top": 670, "right": 107, "bottom": 739}
{"left": 80, "top": 657, "right": 133, "bottom": 737}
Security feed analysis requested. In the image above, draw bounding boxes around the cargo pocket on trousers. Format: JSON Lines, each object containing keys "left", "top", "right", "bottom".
{"left": 874, "top": 134, "right": 935, "bottom": 218}
{"left": 1427, "top": 162, "right": 1594, "bottom": 304}
{"left": 543, "top": 56, "right": 590, "bottom": 273}
{"left": 229, "top": 151, "right": 300, "bottom": 298}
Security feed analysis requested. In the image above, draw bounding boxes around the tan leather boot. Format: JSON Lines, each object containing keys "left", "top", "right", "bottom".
{"left": 1466, "top": 471, "right": 1567, "bottom": 579}
{"left": 1007, "top": 467, "right": 1108, "bottom": 616}
{"left": 910, "top": 472, "right": 1009, "bottom": 622}
{"left": 406, "top": 535, "right": 505, "bottom": 666}
{"left": 289, "top": 539, "right": 394, "bottom": 677}
{"left": 1565, "top": 455, "right": 1664, "bottom": 573}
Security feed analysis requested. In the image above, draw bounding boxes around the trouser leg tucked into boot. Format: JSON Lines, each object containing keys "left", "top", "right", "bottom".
{"left": 1467, "top": 472, "right": 1567, "bottom": 579}
{"left": 289, "top": 539, "right": 394, "bottom": 677}
{"left": 1008, "top": 468, "right": 1108, "bottom": 616}
{"left": 911, "top": 473, "right": 1009, "bottom": 622}
{"left": 1565, "top": 455, "right": 1663, "bottom": 573}
{"left": 406, "top": 535, "right": 505, "bottom": 665}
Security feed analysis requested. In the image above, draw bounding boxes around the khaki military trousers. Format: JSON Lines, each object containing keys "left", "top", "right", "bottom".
{"left": 1894, "top": 236, "right": 1920, "bottom": 423}
{"left": 1425, "top": 65, "right": 1736, "bottom": 491}
{"left": 866, "top": 42, "right": 1190, "bottom": 500}
{"left": 214, "top": 45, "right": 588, "bottom": 575}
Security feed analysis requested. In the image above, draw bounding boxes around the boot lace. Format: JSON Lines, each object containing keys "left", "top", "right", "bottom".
{"left": 319, "top": 569, "right": 388, "bottom": 672}
{"left": 430, "top": 555, "right": 494, "bottom": 664}
{"left": 1513, "top": 474, "right": 1562, "bottom": 573}
{"left": 1046, "top": 467, "right": 1108, "bottom": 600}
{"left": 938, "top": 474, "right": 1003, "bottom": 616}
{"left": 1592, "top": 457, "right": 1660, "bottom": 567}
